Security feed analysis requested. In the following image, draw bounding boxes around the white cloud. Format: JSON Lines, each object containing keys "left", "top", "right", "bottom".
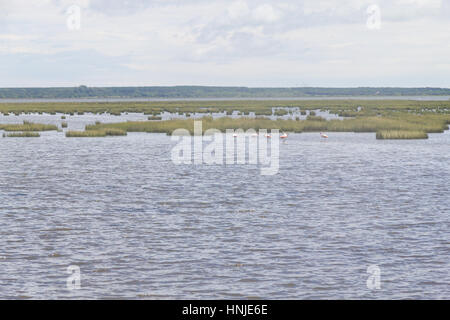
{"left": 227, "top": 1, "right": 250, "bottom": 19}
{"left": 252, "top": 4, "right": 281, "bottom": 22}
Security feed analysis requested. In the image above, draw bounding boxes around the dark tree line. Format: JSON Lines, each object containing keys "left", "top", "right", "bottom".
{"left": 1, "top": 86, "right": 449, "bottom": 99}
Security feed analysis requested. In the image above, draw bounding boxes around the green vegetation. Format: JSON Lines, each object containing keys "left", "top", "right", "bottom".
{"left": 274, "top": 109, "right": 289, "bottom": 116}
{"left": 83, "top": 113, "right": 449, "bottom": 137}
{"left": 0, "top": 121, "right": 58, "bottom": 132}
{"left": 66, "top": 130, "right": 106, "bottom": 137}
{"left": 66, "top": 128, "right": 127, "bottom": 137}
{"left": 1, "top": 99, "right": 449, "bottom": 140}
{"left": 61, "top": 122, "right": 68, "bottom": 128}
{"left": 3, "top": 132, "right": 40, "bottom": 138}
{"left": 376, "top": 130, "right": 428, "bottom": 140}
{"left": 103, "top": 128, "right": 127, "bottom": 136}
{"left": 0, "top": 99, "right": 449, "bottom": 117}
{"left": 1, "top": 86, "right": 450, "bottom": 99}
{"left": 306, "top": 115, "right": 326, "bottom": 121}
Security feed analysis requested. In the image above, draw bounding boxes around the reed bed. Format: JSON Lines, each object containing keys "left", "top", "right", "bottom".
{"left": 274, "top": 109, "right": 289, "bottom": 116}
{"left": 1, "top": 100, "right": 448, "bottom": 117}
{"left": 3, "top": 132, "right": 40, "bottom": 138}
{"left": 103, "top": 128, "right": 127, "bottom": 136}
{"left": 148, "top": 115, "right": 162, "bottom": 120}
{"left": 65, "top": 128, "right": 127, "bottom": 137}
{"left": 306, "top": 115, "right": 326, "bottom": 121}
{"left": 66, "top": 130, "right": 107, "bottom": 137}
{"left": 376, "top": 130, "right": 428, "bottom": 139}
{"left": 2, "top": 100, "right": 449, "bottom": 141}
{"left": 0, "top": 121, "right": 58, "bottom": 132}
{"left": 61, "top": 122, "right": 68, "bottom": 128}
{"left": 83, "top": 114, "right": 449, "bottom": 137}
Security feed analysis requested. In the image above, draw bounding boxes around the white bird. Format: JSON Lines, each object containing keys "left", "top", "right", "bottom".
{"left": 320, "top": 132, "right": 328, "bottom": 139}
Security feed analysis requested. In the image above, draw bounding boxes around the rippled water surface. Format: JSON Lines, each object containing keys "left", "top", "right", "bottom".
{"left": 0, "top": 114, "right": 449, "bottom": 299}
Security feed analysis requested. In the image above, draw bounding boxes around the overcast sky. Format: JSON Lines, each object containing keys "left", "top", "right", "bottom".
{"left": 0, "top": 0, "right": 449, "bottom": 87}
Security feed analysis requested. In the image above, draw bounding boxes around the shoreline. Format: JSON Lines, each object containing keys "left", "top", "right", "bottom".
{"left": 1, "top": 96, "right": 450, "bottom": 103}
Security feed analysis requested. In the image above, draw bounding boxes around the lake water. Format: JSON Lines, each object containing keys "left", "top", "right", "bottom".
{"left": 0, "top": 114, "right": 449, "bottom": 299}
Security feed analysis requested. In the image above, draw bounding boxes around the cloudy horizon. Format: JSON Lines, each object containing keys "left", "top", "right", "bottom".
{"left": 1, "top": 0, "right": 449, "bottom": 88}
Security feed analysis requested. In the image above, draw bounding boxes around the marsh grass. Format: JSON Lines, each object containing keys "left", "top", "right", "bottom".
{"left": 103, "top": 128, "right": 127, "bottom": 136}
{"left": 66, "top": 130, "right": 107, "bottom": 137}
{"left": 148, "top": 115, "right": 162, "bottom": 120}
{"left": 376, "top": 130, "right": 428, "bottom": 139}
{"left": 83, "top": 113, "right": 449, "bottom": 137}
{"left": 65, "top": 128, "right": 127, "bottom": 137}
{"left": 306, "top": 115, "right": 326, "bottom": 121}
{"left": 0, "top": 121, "right": 58, "bottom": 132}
{"left": 2, "top": 100, "right": 449, "bottom": 140}
{"left": 274, "top": 109, "right": 288, "bottom": 116}
{"left": 61, "top": 122, "right": 68, "bottom": 128}
{"left": 0, "top": 100, "right": 449, "bottom": 118}
{"left": 3, "top": 132, "right": 40, "bottom": 138}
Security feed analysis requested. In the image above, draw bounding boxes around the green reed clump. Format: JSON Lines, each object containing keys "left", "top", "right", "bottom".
{"left": 148, "top": 115, "right": 162, "bottom": 120}
{"left": 376, "top": 130, "right": 428, "bottom": 139}
{"left": 306, "top": 115, "right": 326, "bottom": 121}
{"left": 103, "top": 128, "right": 127, "bottom": 136}
{"left": 254, "top": 109, "right": 273, "bottom": 116}
{"left": 66, "top": 128, "right": 127, "bottom": 137}
{"left": 0, "top": 121, "right": 58, "bottom": 132}
{"left": 309, "top": 111, "right": 316, "bottom": 116}
{"left": 66, "top": 130, "right": 107, "bottom": 137}
{"left": 61, "top": 122, "right": 68, "bottom": 128}
{"left": 3, "top": 132, "right": 40, "bottom": 138}
{"left": 274, "top": 109, "right": 288, "bottom": 116}
{"left": 338, "top": 111, "right": 359, "bottom": 117}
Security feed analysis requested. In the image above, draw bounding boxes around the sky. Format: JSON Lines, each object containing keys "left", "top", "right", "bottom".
{"left": 0, "top": 0, "right": 449, "bottom": 88}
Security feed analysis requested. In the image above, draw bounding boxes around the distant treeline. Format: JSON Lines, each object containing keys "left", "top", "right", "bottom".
{"left": 1, "top": 86, "right": 450, "bottom": 99}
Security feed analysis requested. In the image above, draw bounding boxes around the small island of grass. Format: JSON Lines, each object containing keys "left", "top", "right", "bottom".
{"left": 376, "top": 130, "right": 428, "bottom": 140}
{"left": 3, "top": 132, "right": 40, "bottom": 138}
{"left": 0, "top": 121, "right": 58, "bottom": 132}
{"left": 65, "top": 128, "right": 127, "bottom": 137}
